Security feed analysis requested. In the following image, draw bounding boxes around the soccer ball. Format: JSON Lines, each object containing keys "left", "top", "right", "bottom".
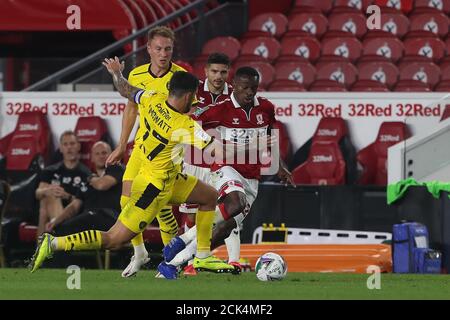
{"left": 255, "top": 252, "right": 287, "bottom": 281}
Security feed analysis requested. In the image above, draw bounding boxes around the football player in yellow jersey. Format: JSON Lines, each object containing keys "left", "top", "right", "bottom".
{"left": 106, "top": 26, "right": 187, "bottom": 277}
{"left": 29, "top": 58, "right": 235, "bottom": 275}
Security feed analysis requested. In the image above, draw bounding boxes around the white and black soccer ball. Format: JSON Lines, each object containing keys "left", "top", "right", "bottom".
{"left": 255, "top": 252, "right": 287, "bottom": 281}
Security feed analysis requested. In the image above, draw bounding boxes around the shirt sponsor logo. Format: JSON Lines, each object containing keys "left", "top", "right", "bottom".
{"left": 312, "top": 155, "right": 333, "bottom": 162}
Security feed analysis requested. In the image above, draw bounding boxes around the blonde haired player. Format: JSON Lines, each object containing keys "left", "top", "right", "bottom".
{"left": 106, "top": 26, "right": 192, "bottom": 277}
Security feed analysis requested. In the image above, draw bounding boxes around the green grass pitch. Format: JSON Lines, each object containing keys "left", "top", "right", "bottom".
{"left": 0, "top": 269, "right": 449, "bottom": 300}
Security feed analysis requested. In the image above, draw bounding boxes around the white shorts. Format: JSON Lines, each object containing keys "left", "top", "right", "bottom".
{"left": 179, "top": 165, "right": 259, "bottom": 225}
{"left": 210, "top": 166, "right": 258, "bottom": 208}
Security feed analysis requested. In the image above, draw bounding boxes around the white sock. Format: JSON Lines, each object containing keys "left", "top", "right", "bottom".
{"left": 225, "top": 227, "right": 240, "bottom": 263}
{"left": 169, "top": 241, "right": 197, "bottom": 267}
{"left": 133, "top": 243, "right": 147, "bottom": 259}
{"left": 184, "top": 223, "right": 191, "bottom": 233}
{"left": 179, "top": 225, "right": 197, "bottom": 244}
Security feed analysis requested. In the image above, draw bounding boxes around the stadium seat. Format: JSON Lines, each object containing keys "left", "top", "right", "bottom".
{"left": 399, "top": 61, "right": 441, "bottom": 88}
{"left": 363, "top": 30, "right": 398, "bottom": 40}
{"left": 333, "top": 0, "right": 373, "bottom": 11}
{"left": 240, "top": 36, "right": 281, "bottom": 62}
{"left": 329, "top": 6, "right": 363, "bottom": 15}
{"left": 394, "top": 79, "right": 432, "bottom": 91}
{"left": 357, "top": 61, "right": 399, "bottom": 89}
{"left": 274, "top": 61, "right": 316, "bottom": 88}
{"left": 380, "top": 10, "right": 409, "bottom": 38}
{"left": 240, "top": 30, "right": 272, "bottom": 42}
{"left": 314, "top": 55, "right": 350, "bottom": 69}
{"left": 321, "top": 37, "right": 362, "bottom": 62}
{"left": 293, "top": 0, "right": 333, "bottom": 14}
{"left": 233, "top": 54, "right": 268, "bottom": 65}
{"left": 316, "top": 62, "right": 358, "bottom": 88}
{"left": 414, "top": 0, "right": 450, "bottom": 14}
{"left": 397, "top": 54, "right": 435, "bottom": 69}
{"left": 351, "top": 80, "right": 390, "bottom": 91}
{"left": 74, "top": 116, "right": 113, "bottom": 168}
{"left": 290, "top": 117, "right": 357, "bottom": 184}
{"left": 403, "top": 30, "right": 441, "bottom": 41}
{"left": 362, "top": 37, "right": 404, "bottom": 63}
{"left": 279, "top": 36, "right": 321, "bottom": 62}
{"left": 232, "top": 61, "right": 275, "bottom": 89}
{"left": 287, "top": 13, "right": 328, "bottom": 38}
{"left": 375, "top": 0, "right": 413, "bottom": 14}
{"left": 357, "top": 121, "right": 411, "bottom": 185}
{"left": 248, "top": 13, "right": 288, "bottom": 38}
{"left": 292, "top": 141, "right": 346, "bottom": 185}
{"left": 174, "top": 60, "right": 193, "bottom": 73}
{"left": 267, "top": 79, "right": 306, "bottom": 92}
{"left": 328, "top": 12, "right": 367, "bottom": 38}
{"left": 309, "top": 80, "right": 347, "bottom": 91}
{"left": 201, "top": 37, "right": 241, "bottom": 61}
{"left": 409, "top": 12, "right": 449, "bottom": 38}
{"left": 403, "top": 37, "right": 445, "bottom": 63}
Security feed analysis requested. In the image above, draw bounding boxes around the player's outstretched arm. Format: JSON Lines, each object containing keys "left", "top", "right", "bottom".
{"left": 102, "top": 56, "right": 140, "bottom": 101}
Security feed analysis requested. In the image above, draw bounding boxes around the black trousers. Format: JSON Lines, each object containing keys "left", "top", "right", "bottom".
{"left": 54, "top": 209, "right": 118, "bottom": 236}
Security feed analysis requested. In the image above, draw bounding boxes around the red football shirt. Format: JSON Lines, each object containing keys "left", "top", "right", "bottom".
{"left": 192, "top": 93, "right": 276, "bottom": 180}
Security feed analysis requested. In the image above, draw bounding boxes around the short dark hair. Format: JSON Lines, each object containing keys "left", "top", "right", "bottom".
{"left": 234, "top": 66, "right": 260, "bottom": 82}
{"left": 168, "top": 71, "right": 199, "bottom": 97}
{"left": 59, "top": 130, "right": 78, "bottom": 143}
{"left": 207, "top": 52, "right": 231, "bottom": 67}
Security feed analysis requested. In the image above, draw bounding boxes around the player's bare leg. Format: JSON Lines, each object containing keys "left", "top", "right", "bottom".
{"left": 37, "top": 196, "right": 64, "bottom": 237}
{"left": 30, "top": 220, "right": 136, "bottom": 272}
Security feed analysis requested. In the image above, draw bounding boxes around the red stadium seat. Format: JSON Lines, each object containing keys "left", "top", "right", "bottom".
{"left": 309, "top": 80, "right": 348, "bottom": 91}
{"left": 434, "top": 79, "right": 450, "bottom": 91}
{"left": 357, "top": 121, "right": 411, "bottom": 185}
{"left": 5, "top": 136, "right": 40, "bottom": 171}
{"left": 357, "top": 61, "right": 399, "bottom": 89}
{"left": 362, "top": 37, "right": 404, "bottom": 63}
{"left": 403, "top": 37, "right": 445, "bottom": 62}
{"left": 403, "top": 30, "right": 440, "bottom": 41}
{"left": 201, "top": 37, "right": 241, "bottom": 61}
{"left": 321, "top": 30, "right": 361, "bottom": 40}
{"left": 232, "top": 61, "right": 275, "bottom": 89}
{"left": 409, "top": 12, "right": 449, "bottom": 38}
{"left": 351, "top": 80, "right": 390, "bottom": 91}
{"left": 316, "top": 62, "right": 358, "bottom": 88}
{"left": 288, "top": 13, "right": 328, "bottom": 38}
{"left": 414, "top": 0, "right": 450, "bottom": 14}
{"left": 399, "top": 61, "right": 441, "bottom": 88}
{"left": 74, "top": 116, "right": 112, "bottom": 167}
{"left": 394, "top": 79, "right": 431, "bottom": 91}
{"left": 279, "top": 36, "right": 321, "bottom": 62}
{"left": 272, "top": 120, "right": 293, "bottom": 164}
{"left": 315, "top": 55, "right": 350, "bottom": 69}
{"left": 240, "top": 30, "right": 272, "bottom": 42}
{"left": 328, "top": 12, "right": 367, "bottom": 38}
{"left": 293, "top": 0, "right": 333, "bottom": 14}
{"left": 248, "top": 13, "right": 288, "bottom": 38}
{"left": 240, "top": 37, "right": 281, "bottom": 62}
{"left": 267, "top": 79, "right": 306, "bottom": 92}
{"left": 292, "top": 141, "right": 346, "bottom": 185}
{"left": 375, "top": 0, "right": 413, "bottom": 13}
{"left": 333, "top": 0, "right": 374, "bottom": 11}
{"left": 174, "top": 60, "right": 193, "bottom": 73}
{"left": 439, "top": 63, "right": 450, "bottom": 80}
{"left": 312, "top": 117, "right": 348, "bottom": 144}
{"left": 380, "top": 10, "right": 409, "bottom": 38}
{"left": 0, "top": 111, "right": 52, "bottom": 167}
{"left": 397, "top": 54, "right": 434, "bottom": 69}
{"left": 363, "top": 30, "right": 398, "bottom": 40}
{"left": 321, "top": 37, "right": 362, "bottom": 62}
{"left": 274, "top": 61, "right": 316, "bottom": 88}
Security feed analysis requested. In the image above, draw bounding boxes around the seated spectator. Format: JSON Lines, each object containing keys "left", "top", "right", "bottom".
{"left": 45, "top": 141, "right": 124, "bottom": 235}
{"left": 35, "top": 131, "right": 91, "bottom": 236}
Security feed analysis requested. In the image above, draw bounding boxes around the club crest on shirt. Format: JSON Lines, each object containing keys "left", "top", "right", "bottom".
{"left": 256, "top": 114, "right": 264, "bottom": 125}
{"left": 232, "top": 118, "right": 240, "bottom": 125}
